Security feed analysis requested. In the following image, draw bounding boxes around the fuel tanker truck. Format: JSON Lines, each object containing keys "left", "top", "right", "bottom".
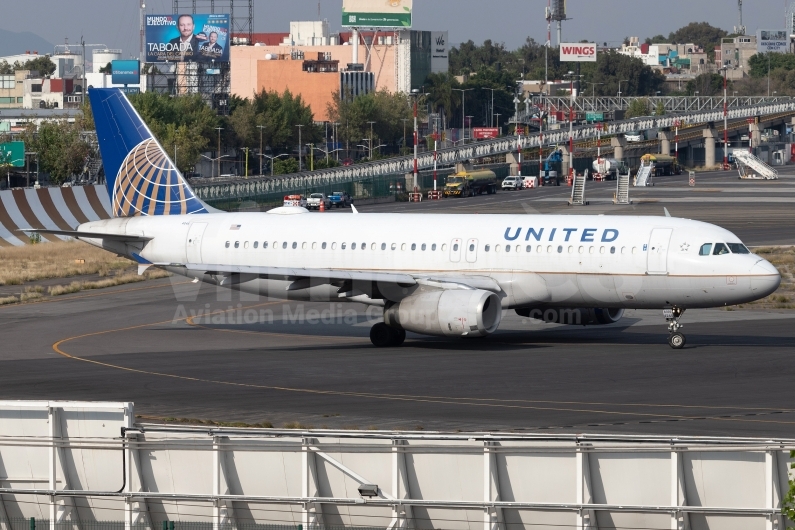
{"left": 443, "top": 169, "right": 498, "bottom": 197}
{"left": 592, "top": 158, "right": 628, "bottom": 180}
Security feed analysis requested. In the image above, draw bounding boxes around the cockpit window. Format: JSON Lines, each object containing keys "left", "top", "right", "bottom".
{"left": 699, "top": 243, "right": 712, "bottom": 256}
{"left": 713, "top": 243, "right": 730, "bottom": 255}
{"left": 727, "top": 243, "right": 750, "bottom": 254}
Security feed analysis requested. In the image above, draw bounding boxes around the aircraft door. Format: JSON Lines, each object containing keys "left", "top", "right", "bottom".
{"left": 449, "top": 238, "right": 462, "bottom": 262}
{"left": 186, "top": 222, "right": 208, "bottom": 264}
{"left": 465, "top": 238, "right": 478, "bottom": 263}
{"left": 647, "top": 228, "right": 673, "bottom": 274}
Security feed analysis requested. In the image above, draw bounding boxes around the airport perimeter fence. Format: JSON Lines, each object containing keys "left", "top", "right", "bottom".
{"left": 0, "top": 520, "right": 385, "bottom": 530}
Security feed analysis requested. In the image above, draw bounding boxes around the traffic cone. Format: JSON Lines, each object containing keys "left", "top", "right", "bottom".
{"left": 319, "top": 200, "right": 325, "bottom": 212}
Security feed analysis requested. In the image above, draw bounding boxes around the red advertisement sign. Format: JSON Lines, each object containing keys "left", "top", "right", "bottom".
{"left": 472, "top": 127, "right": 499, "bottom": 139}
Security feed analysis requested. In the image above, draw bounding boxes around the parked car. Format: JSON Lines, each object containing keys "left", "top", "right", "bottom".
{"left": 283, "top": 194, "right": 307, "bottom": 207}
{"left": 329, "top": 191, "right": 352, "bottom": 208}
{"left": 501, "top": 176, "right": 524, "bottom": 191}
{"left": 625, "top": 130, "right": 645, "bottom": 142}
{"left": 306, "top": 193, "right": 331, "bottom": 210}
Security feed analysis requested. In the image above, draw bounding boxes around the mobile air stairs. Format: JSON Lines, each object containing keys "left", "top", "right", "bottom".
{"left": 568, "top": 171, "right": 588, "bottom": 205}
{"left": 634, "top": 164, "right": 654, "bottom": 187}
{"left": 613, "top": 171, "right": 632, "bottom": 204}
{"left": 733, "top": 150, "right": 778, "bottom": 180}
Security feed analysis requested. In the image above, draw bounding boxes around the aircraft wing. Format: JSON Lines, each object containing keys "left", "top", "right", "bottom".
{"left": 184, "top": 264, "right": 503, "bottom": 293}
{"left": 19, "top": 228, "right": 153, "bottom": 243}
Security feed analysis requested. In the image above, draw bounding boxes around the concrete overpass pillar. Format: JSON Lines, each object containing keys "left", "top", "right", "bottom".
{"left": 611, "top": 136, "right": 627, "bottom": 162}
{"left": 749, "top": 121, "right": 761, "bottom": 150}
{"left": 506, "top": 151, "right": 519, "bottom": 176}
{"left": 658, "top": 130, "right": 673, "bottom": 155}
{"left": 703, "top": 129, "right": 717, "bottom": 168}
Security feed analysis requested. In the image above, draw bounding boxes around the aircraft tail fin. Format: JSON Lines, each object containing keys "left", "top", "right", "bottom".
{"left": 88, "top": 88, "right": 209, "bottom": 217}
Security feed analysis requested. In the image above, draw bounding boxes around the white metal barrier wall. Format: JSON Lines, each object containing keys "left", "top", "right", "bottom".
{"left": 0, "top": 401, "right": 792, "bottom": 530}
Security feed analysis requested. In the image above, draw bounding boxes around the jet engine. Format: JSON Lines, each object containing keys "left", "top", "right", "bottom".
{"left": 515, "top": 307, "right": 624, "bottom": 326}
{"left": 384, "top": 289, "right": 502, "bottom": 337}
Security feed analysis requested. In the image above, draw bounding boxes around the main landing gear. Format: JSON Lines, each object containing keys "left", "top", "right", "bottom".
{"left": 370, "top": 322, "right": 406, "bottom": 347}
{"left": 665, "top": 307, "right": 686, "bottom": 349}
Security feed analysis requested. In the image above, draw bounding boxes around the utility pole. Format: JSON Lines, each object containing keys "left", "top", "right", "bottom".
{"left": 722, "top": 66, "right": 729, "bottom": 170}
{"left": 257, "top": 125, "right": 265, "bottom": 175}
{"left": 81, "top": 36, "right": 86, "bottom": 105}
{"left": 367, "top": 121, "right": 376, "bottom": 159}
{"left": 452, "top": 88, "right": 473, "bottom": 144}
{"left": 215, "top": 127, "right": 223, "bottom": 177}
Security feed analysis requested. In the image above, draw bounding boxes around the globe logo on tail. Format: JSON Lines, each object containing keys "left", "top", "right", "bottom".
{"left": 113, "top": 139, "right": 207, "bottom": 217}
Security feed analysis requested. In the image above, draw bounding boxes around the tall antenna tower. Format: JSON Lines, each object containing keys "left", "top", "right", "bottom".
{"left": 734, "top": 0, "right": 746, "bottom": 35}
{"left": 546, "top": 0, "right": 566, "bottom": 46}
{"left": 788, "top": 1, "right": 795, "bottom": 38}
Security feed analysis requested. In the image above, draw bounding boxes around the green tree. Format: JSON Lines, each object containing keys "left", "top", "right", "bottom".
{"left": 686, "top": 73, "right": 727, "bottom": 96}
{"left": 655, "top": 101, "right": 666, "bottom": 116}
{"left": 625, "top": 98, "right": 650, "bottom": 118}
{"left": 748, "top": 53, "right": 795, "bottom": 79}
{"left": 18, "top": 121, "right": 92, "bottom": 184}
{"left": 16, "top": 56, "right": 56, "bottom": 76}
{"left": 99, "top": 62, "right": 112, "bottom": 74}
{"left": 273, "top": 157, "right": 299, "bottom": 175}
{"left": 0, "top": 61, "right": 12, "bottom": 75}
{"left": 326, "top": 88, "right": 416, "bottom": 152}
{"left": 666, "top": 22, "right": 728, "bottom": 59}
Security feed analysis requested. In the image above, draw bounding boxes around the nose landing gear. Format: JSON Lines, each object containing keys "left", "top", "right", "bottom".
{"left": 665, "top": 307, "right": 686, "bottom": 349}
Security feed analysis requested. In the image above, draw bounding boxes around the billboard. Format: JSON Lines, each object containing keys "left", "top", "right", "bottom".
{"left": 472, "top": 127, "right": 500, "bottom": 140}
{"left": 146, "top": 14, "right": 230, "bottom": 62}
{"left": 560, "top": 43, "right": 597, "bottom": 62}
{"left": 342, "top": 0, "right": 412, "bottom": 28}
{"left": 0, "top": 142, "right": 25, "bottom": 168}
{"left": 757, "top": 30, "right": 789, "bottom": 53}
{"left": 430, "top": 31, "right": 449, "bottom": 74}
{"left": 111, "top": 60, "right": 140, "bottom": 85}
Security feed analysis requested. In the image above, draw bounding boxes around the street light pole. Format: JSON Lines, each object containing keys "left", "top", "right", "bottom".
{"left": 722, "top": 66, "right": 729, "bottom": 170}
{"left": 214, "top": 127, "right": 223, "bottom": 178}
{"left": 296, "top": 124, "right": 304, "bottom": 171}
{"left": 367, "top": 121, "right": 376, "bottom": 159}
{"left": 617, "top": 79, "right": 629, "bottom": 98}
{"left": 452, "top": 88, "right": 473, "bottom": 144}
{"left": 257, "top": 125, "right": 265, "bottom": 175}
{"left": 482, "top": 87, "right": 496, "bottom": 127}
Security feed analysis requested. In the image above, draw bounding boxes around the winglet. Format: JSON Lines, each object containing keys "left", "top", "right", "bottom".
{"left": 351, "top": 204, "right": 359, "bottom": 214}
{"left": 664, "top": 207, "right": 671, "bottom": 217}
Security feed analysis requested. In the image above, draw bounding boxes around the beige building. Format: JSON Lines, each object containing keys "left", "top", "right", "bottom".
{"left": 717, "top": 35, "right": 758, "bottom": 79}
{"left": 0, "top": 70, "right": 29, "bottom": 109}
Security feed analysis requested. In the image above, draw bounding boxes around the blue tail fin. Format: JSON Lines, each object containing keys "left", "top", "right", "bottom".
{"left": 89, "top": 88, "right": 208, "bottom": 217}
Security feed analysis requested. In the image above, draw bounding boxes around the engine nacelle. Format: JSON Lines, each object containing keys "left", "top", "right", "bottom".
{"left": 384, "top": 289, "right": 502, "bottom": 337}
{"left": 515, "top": 307, "right": 624, "bottom": 326}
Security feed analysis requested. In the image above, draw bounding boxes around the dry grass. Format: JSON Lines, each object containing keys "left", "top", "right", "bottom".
{"left": 0, "top": 239, "right": 132, "bottom": 285}
{"left": 737, "top": 247, "right": 795, "bottom": 310}
{"left": 46, "top": 269, "right": 171, "bottom": 296}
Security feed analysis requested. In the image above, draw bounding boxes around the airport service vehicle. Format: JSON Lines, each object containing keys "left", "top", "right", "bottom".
{"left": 501, "top": 176, "right": 524, "bottom": 191}
{"left": 641, "top": 154, "right": 682, "bottom": 176}
{"left": 592, "top": 158, "right": 627, "bottom": 180}
{"left": 444, "top": 169, "right": 498, "bottom": 197}
{"left": 542, "top": 149, "right": 563, "bottom": 185}
{"left": 283, "top": 195, "right": 306, "bottom": 207}
{"left": 306, "top": 193, "right": 331, "bottom": 211}
{"left": 30, "top": 89, "right": 781, "bottom": 350}
{"left": 329, "top": 191, "right": 352, "bottom": 208}
{"left": 625, "top": 130, "right": 645, "bottom": 142}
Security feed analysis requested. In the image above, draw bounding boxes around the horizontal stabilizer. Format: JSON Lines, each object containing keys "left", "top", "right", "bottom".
{"left": 19, "top": 228, "right": 152, "bottom": 243}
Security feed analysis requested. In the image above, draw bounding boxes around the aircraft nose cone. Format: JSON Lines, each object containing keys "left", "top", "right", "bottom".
{"left": 750, "top": 259, "right": 781, "bottom": 298}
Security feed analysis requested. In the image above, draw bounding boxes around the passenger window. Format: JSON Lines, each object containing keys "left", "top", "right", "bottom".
{"left": 292, "top": 242, "right": 297, "bottom": 249}
{"left": 244, "top": 241, "right": 249, "bottom": 249}
{"left": 312, "top": 242, "right": 317, "bottom": 250}
{"left": 421, "top": 243, "right": 426, "bottom": 251}
{"left": 713, "top": 243, "right": 730, "bottom": 255}
{"left": 557, "top": 245, "right": 563, "bottom": 253}
{"left": 391, "top": 243, "right": 396, "bottom": 250}
{"left": 234, "top": 241, "right": 239, "bottom": 248}
{"left": 495, "top": 245, "right": 501, "bottom": 252}
{"left": 453, "top": 243, "right": 459, "bottom": 251}
{"left": 568, "top": 246, "right": 573, "bottom": 254}
{"left": 505, "top": 245, "right": 511, "bottom": 253}
{"left": 282, "top": 242, "right": 288, "bottom": 249}
{"left": 526, "top": 245, "right": 532, "bottom": 253}
{"left": 600, "top": 246, "right": 605, "bottom": 254}
{"left": 302, "top": 242, "right": 307, "bottom": 249}
{"left": 253, "top": 241, "right": 258, "bottom": 249}
{"left": 538, "top": 245, "right": 543, "bottom": 253}
{"left": 578, "top": 246, "right": 584, "bottom": 254}
{"left": 381, "top": 243, "right": 386, "bottom": 250}
{"left": 352, "top": 243, "right": 357, "bottom": 250}
{"left": 401, "top": 243, "right": 406, "bottom": 251}
{"left": 371, "top": 243, "right": 376, "bottom": 250}
{"left": 322, "top": 242, "right": 327, "bottom": 249}
{"left": 225, "top": 241, "right": 230, "bottom": 248}
{"left": 411, "top": 243, "right": 416, "bottom": 251}
{"left": 469, "top": 243, "right": 475, "bottom": 252}
{"left": 728, "top": 243, "right": 750, "bottom": 254}
{"left": 442, "top": 244, "right": 447, "bottom": 251}
{"left": 332, "top": 242, "right": 337, "bottom": 250}
{"left": 361, "top": 242, "right": 366, "bottom": 250}
{"left": 485, "top": 244, "right": 491, "bottom": 252}
{"left": 610, "top": 246, "right": 616, "bottom": 254}
{"left": 342, "top": 243, "right": 347, "bottom": 250}
{"left": 699, "top": 243, "right": 712, "bottom": 256}
{"left": 263, "top": 242, "right": 269, "bottom": 249}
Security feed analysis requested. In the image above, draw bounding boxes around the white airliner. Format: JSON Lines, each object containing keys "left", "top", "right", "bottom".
{"left": 28, "top": 89, "right": 781, "bottom": 349}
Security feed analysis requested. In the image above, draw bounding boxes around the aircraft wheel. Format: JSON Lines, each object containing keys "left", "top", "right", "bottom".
{"left": 668, "top": 332, "right": 686, "bottom": 349}
{"left": 370, "top": 323, "right": 394, "bottom": 347}
{"left": 389, "top": 327, "right": 406, "bottom": 346}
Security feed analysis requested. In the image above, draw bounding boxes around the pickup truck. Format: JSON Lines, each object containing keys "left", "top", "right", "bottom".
{"left": 329, "top": 191, "right": 352, "bottom": 208}
{"left": 306, "top": 193, "right": 331, "bottom": 210}
{"left": 501, "top": 176, "right": 523, "bottom": 191}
